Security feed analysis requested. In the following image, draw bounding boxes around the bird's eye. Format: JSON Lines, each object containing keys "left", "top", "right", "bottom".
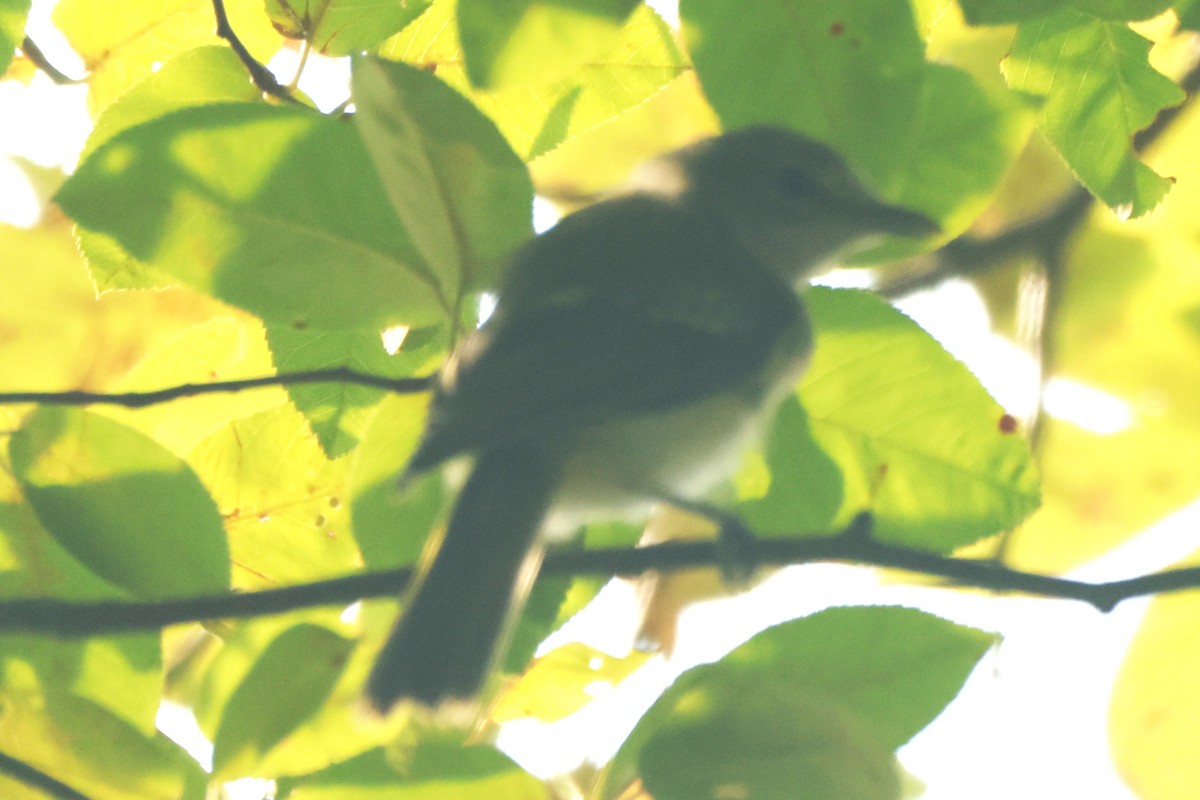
{"left": 776, "top": 166, "right": 814, "bottom": 198}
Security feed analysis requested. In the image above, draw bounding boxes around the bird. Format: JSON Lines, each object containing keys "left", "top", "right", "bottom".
{"left": 364, "top": 125, "right": 938, "bottom": 713}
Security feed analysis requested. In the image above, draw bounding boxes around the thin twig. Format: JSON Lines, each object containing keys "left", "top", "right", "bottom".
{"left": 19, "top": 37, "right": 85, "bottom": 85}
{"left": 0, "top": 568, "right": 410, "bottom": 635}
{"left": 0, "top": 368, "right": 434, "bottom": 408}
{"left": 211, "top": 0, "right": 299, "bottom": 104}
{"left": 0, "top": 751, "right": 92, "bottom": 800}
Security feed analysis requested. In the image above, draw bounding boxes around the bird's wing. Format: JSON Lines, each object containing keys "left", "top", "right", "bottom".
{"left": 409, "top": 197, "right": 809, "bottom": 469}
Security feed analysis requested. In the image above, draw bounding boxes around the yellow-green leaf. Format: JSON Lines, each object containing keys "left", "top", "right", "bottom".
{"left": 10, "top": 407, "right": 231, "bottom": 599}
{"left": 1003, "top": 8, "right": 1184, "bottom": 217}
{"left": 212, "top": 623, "right": 353, "bottom": 777}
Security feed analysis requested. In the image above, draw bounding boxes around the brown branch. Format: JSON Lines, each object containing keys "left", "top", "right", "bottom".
{"left": 1, "top": 519, "right": 1194, "bottom": 638}
{"left": 0, "top": 368, "right": 434, "bottom": 408}
{"left": 211, "top": 0, "right": 299, "bottom": 104}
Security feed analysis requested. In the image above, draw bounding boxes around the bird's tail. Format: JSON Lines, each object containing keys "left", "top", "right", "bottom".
{"left": 365, "top": 444, "right": 560, "bottom": 712}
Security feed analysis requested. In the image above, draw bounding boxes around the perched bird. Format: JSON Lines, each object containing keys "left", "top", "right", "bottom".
{"left": 365, "top": 126, "right": 938, "bottom": 712}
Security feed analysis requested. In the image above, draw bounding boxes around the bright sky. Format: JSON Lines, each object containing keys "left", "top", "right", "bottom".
{"left": 4, "top": 3, "right": 1195, "bottom": 798}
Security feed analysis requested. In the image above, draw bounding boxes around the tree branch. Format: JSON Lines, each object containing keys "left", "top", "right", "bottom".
{"left": 0, "top": 751, "right": 91, "bottom": 800}
{"left": 211, "top": 0, "right": 299, "bottom": 104}
{"left": 0, "top": 368, "right": 434, "bottom": 408}
{"left": 0, "top": 568, "right": 411, "bottom": 636}
{"left": 1, "top": 520, "right": 1194, "bottom": 638}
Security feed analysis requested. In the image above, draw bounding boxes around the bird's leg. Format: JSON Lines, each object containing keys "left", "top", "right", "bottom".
{"left": 657, "top": 495, "right": 759, "bottom": 586}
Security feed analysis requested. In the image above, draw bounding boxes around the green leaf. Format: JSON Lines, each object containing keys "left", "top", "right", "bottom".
{"left": 960, "top": 0, "right": 1173, "bottom": 24}
{"left": 457, "top": 0, "right": 640, "bottom": 89}
{"left": 212, "top": 623, "right": 353, "bottom": 777}
{"left": 266, "top": 0, "right": 431, "bottom": 55}
{"left": 351, "top": 57, "right": 534, "bottom": 306}
{"left": 639, "top": 688, "right": 899, "bottom": 800}
{"left": 800, "top": 288, "right": 1041, "bottom": 551}
{"left": 280, "top": 731, "right": 547, "bottom": 798}
{"left": 724, "top": 607, "right": 993, "bottom": 747}
{"left": 737, "top": 395, "right": 844, "bottom": 535}
{"left": 0, "top": 0, "right": 30, "bottom": 78}
{"left": 10, "top": 407, "right": 231, "bottom": 599}
{"left": 0, "top": 504, "right": 163, "bottom": 734}
{"left": 1179, "top": 0, "right": 1200, "bottom": 30}
{"left": 56, "top": 103, "right": 445, "bottom": 329}
{"left": 76, "top": 46, "right": 266, "bottom": 292}
{"left": 347, "top": 393, "right": 443, "bottom": 571}
{"left": 381, "top": 0, "right": 688, "bottom": 158}
{"left": 82, "top": 46, "right": 262, "bottom": 162}
{"left": 0, "top": 691, "right": 205, "bottom": 800}
{"left": 607, "top": 606, "right": 991, "bottom": 800}
{"left": 264, "top": 322, "right": 439, "bottom": 458}
{"left": 681, "top": 0, "right": 1032, "bottom": 231}
{"left": 52, "top": 0, "right": 279, "bottom": 113}
{"left": 1003, "top": 8, "right": 1184, "bottom": 217}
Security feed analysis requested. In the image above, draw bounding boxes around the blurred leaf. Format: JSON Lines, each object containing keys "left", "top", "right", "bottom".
{"left": 351, "top": 57, "right": 534, "bottom": 306}
{"left": 0, "top": 679, "right": 204, "bottom": 800}
{"left": 503, "top": 572, "right": 577, "bottom": 677}
{"left": 1179, "top": 0, "right": 1200, "bottom": 30}
{"left": 212, "top": 623, "right": 353, "bottom": 777}
{"left": 639, "top": 689, "right": 899, "bottom": 800}
{"left": 0, "top": 0, "right": 29, "bottom": 78}
{"left": 10, "top": 407, "right": 231, "bottom": 599}
{"left": 1110, "top": 552, "right": 1200, "bottom": 799}
{"left": 0, "top": 222, "right": 222, "bottom": 392}
{"left": 800, "top": 288, "right": 1041, "bottom": 551}
{"left": 347, "top": 392, "right": 442, "bottom": 571}
{"left": 187, "top": 405, "right": 360, "bottom": 590}
{"left": 267, "top": 0, "right": 430, "bottom": 55}
{"left": 457, "top": 0, "right": 639, "bottom": 89}
{"left": 57, "top": 103, "right": 444, "bottom": 329}
{"left": 280, "top": 733, "right": 547, "bottom": 799}
{"left": 492, "top": 642, "right": 648, "bottom": 724}
{"left": 738, "top": 394, "right": 844, "bottom": 535}
{"left": 528, "top": 71, "right": 720, "bottom": 203}
{"left": 381, "top": 0, "right": 687, "bottom": 158}
{"left": 104, "top": 316, "right": 285, "bottom": 456}
{"left": 1005, "top": 87, "right": 1200, "bottom": 567}
{"left": 1002, "top": 8, "right": 1184, "bottom": 217}
{"left": 0, "top": 503, "right": 163, "bottom": 734}
{"left": 53, "top": 0, "right": 279, "bottom": 113}
{"left": 682, "top": 0, "right": 1033, "bottom": 232}
{"left": 721, "top": 607, "right": 993, "bottom": 747}
{"left": 189, "top": 616, "right": 299, "bottom": 741}
{"left": 606, "top": 606, "right": 990, "bottom": 799}
{"left": 960, "top": 0, "right": 1173, "bottom": 24}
